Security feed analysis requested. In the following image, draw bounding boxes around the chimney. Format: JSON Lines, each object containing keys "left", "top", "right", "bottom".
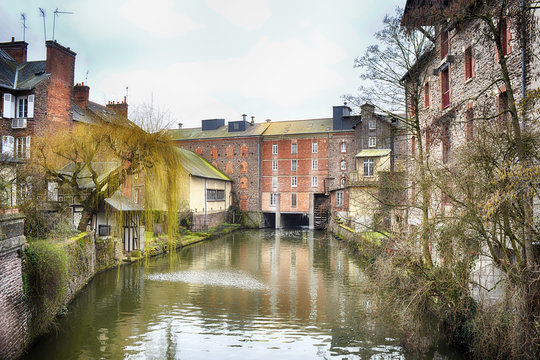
{"left": 0, "top": 37, "right": 28, "bottom": 64}
{"left": 178, "top": 123, "right": 183, "bottom": 129}
{"left": 250, "top": 116, "right": 254, "bottom": 125}
{"left": 360, "top": 103, "right": 375, "bottom": 117}
{"left": 73, "top": 83, "right": 90, "bottom": 109}
{"left": 242, "top": 114, "right": 247, "bottom": 121}
{"left": 265, "top": 119, "right": 271, "bottom": 122}
{"left": 46, "top": 41, "right": 76, "bottom": 86}
{"left": 106, "top": 96, "right": 128, "bottom": 118}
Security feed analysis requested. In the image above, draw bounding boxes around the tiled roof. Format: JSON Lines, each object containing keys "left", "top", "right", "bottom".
{"left": 168, "top": 122, "right": 270, "bottom": 140}
{"left": 177, "top": 148, "right": 230, "bottom": 181}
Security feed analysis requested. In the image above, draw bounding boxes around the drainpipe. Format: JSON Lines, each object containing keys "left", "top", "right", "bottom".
{"left": 204, "top": 178, "right": 207, "bottom": 230}
{"left": 521, "top": 0, "right": 527, "bottom": 130}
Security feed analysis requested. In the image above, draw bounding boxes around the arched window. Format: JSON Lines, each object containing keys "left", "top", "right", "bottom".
{"left": 240, "top": 177, "right": 248, "bottom": 189}
{"left": 340, "top": 159, "right": 347, "bottom": 171}
{"left": 240, "top": 145, "right": 248, "bottom": 157}
{"left": 341, "top": 176, "right": 347, "bottom": 187}
{"left": 340, "top": 141, "right": 346, "bottom": 153}
{"left": 240, "top": 161, "right": 248, "bottom": 173}
{"left": 225, "top": 161, "right": 234, "bottom": 174}
{"left": 195, "top": 147, "right": 203, "bottom": 155}
{"left": 210, "top": 147, "right": 218, "bottom": 159}
{"left": 226, "top": 145, "right": 234, "bottom": 158}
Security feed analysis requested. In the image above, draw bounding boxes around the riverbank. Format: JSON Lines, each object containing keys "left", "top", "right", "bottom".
{"left": 7, "top": 222, "right": 241, "bottom": 360}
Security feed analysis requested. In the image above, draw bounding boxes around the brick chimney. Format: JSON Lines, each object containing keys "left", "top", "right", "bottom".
{"left": 106, "top": 96, "right": 128, "bottom": 118}
{"left": 0, "top": 37, "right": 28, "bottom": 63}
{"left": 46, "top": 41, "right": 76, "bottom": 85}
{"left": 45, "top": 41, "right": 76, "bottom": 126}
{"left": 73, "top": 83, "right": 90, "bottom": 109}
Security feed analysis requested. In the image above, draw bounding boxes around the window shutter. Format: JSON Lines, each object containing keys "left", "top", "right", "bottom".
{"left": 27, "top": 95, "right": 34, "bottom": 118}
{"left": 2, "top": 136, "right": 14, "bottom": 156}
{"left": 26, "top": 136, "right": 31, "bottom": 158}
{"left": 3, "top": 93, "right": 13, "bottom": 118}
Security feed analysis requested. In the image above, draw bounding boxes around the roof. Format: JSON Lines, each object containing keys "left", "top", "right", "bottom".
{"left": 73, "top": 101, "right": 128, "bottom": 125}
{"left": 263, "top": 118, "right": 335, "bottom": 136}
{"left": 177, "top": 148, "right": 231, "bottom": 181}
{"left": 0, "top": 49, "right": 48, "bottom": 90}
{"left": 105, "top": 191, "right": 143, "bottom": 212}
{"left": 402, "top": 0, "right": 450, "bottom": 26}
{"left": 59, "top": 162, "right": 120, "bottom": 189}
{"left": 355, "top": 149, "right": 392, "bottom": 158}
{"left": 169, "top": 122, "right": 270, "bottom": 140}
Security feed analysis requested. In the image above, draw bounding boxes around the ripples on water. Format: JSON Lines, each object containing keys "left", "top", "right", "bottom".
{"left": 25, "top": 229, "right": 465, "bottom": 360}
{"left": 147, "top": 270, "right": 269, "bottom": 291}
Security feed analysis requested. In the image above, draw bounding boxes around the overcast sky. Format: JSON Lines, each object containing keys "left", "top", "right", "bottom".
{"left": 1, "top": 0, "right": 403, "bottom": 128}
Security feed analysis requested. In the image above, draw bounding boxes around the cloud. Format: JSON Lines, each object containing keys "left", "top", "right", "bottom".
{"left": 119, "top": 0, "right": 204, "bottom": 38}
{"left": 205, "top": 0, "right": 270, "bottom": 31}
{"left": 97, "top": 32, "right": 346, "bottom": 126}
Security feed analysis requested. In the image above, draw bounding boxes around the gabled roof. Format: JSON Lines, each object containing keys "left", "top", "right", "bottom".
{"left": 73, "top": 101, "right": 131, "bottom": 125}
{"left": 169, "top": 122, "right": 270, "bottom": 140}
{"left": 105, "top": 191, "right": 143, "bottom": 212}
{"left": 0, "top": 49, "right": 48, "bottom": 90}
{"left": 177, "top": 148, "right": 231, "bottom": 181}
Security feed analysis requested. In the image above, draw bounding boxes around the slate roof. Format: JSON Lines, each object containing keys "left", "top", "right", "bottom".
{"left": 73, "top": 101, "right": 129, "bottom": 125}
{"left": 177, "top": 148, "right": 231, "bottom": 181}
{"left": 263, "top": 118, "right": 334, "bottom": 136}
{"left": 0, "top": 49, "right": 48, "bottom": 90}
{"left": 168, "top": 122, "right": 270, "bottom": 140}
{"left": 355, "top": 149, "right": 392, "bottom": 158}
{"left": 105, "top": 191, "right": 143, "bottom": 212}
{"left": 59, "top": 162, "right": 120, "bottom": 189}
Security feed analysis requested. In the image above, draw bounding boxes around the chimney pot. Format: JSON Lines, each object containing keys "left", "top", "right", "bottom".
{"left": 11, "top": 37, "right": 14, "bottom": 42}
{"left": 242, "top": 114, "right": 247, "bottom": 121}
{"left": 178, "top": 123, "right": 183, "bottom": 129}
{"left": 265, "top": 119, "right": 271, "bottom": 122}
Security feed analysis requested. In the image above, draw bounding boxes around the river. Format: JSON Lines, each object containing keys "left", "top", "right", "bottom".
{"left": 25, "top": 229, "right": 464, "bottom": 359}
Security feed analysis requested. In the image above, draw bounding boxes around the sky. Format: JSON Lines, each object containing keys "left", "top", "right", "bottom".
{"left": 0, "top": 0, "right": 403, "bottom": 128}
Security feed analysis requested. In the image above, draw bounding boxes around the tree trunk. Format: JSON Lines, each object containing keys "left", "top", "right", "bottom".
{"left": 77, "top": 208, "right": 94, "bottom": 232}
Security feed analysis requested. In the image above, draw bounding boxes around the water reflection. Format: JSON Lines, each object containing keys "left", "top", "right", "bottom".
{"left": 25, "top": 229, "right": 463, "bottom": 359}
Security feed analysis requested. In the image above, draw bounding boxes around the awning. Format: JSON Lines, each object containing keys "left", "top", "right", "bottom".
{"left": 355, "top": 149, "right": 391, "bottom": 158}
{"left": 105, "top": 191, "right": 143, "bottom": 212}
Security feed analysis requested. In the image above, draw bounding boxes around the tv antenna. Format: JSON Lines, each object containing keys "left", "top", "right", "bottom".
{"left": 39, "top": 8, "right": 46, "bottom": 41}
{"left": 53, "top": 8, "right": 74, "bottom": 41}
{"left": 85, "top": 70, "right": 89, "bottom": 84}
{"left": 20, "top": 13, "right": 28, "bottom": 41}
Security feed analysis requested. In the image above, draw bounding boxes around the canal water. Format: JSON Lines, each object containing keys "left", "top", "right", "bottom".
{"left": 26, "top": 229, "right": 464, "bottom": 359}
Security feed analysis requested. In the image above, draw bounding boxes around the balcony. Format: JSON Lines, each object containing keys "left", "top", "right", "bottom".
{"left": 11, "top": 118, "right": 27, "bottom": 129}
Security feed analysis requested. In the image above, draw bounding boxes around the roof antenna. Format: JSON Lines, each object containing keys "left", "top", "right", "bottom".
{"left": 85, "top": 70, "right": 89, "bottom": 84}
{"left": 125, "top": 86, "right": 129, "bottom": 103}
{"left": 39, "top": 8, "right": 47, "bottom": 42}
{"left": 53, "top": 8, "right": 74, "bottom": 41}
{"left": 20, "top": 13, "right": 28, "bottom": 41}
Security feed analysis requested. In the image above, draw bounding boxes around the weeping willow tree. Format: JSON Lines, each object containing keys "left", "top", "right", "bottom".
{"left": 32, "top": 117, "right": 188, "bottom": 235}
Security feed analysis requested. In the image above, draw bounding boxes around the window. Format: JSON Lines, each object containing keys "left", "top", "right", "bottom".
{"left": 226, "top": 145, "right": 234, "bottom": 158}
{"left": 312, "top": 176, "right": 318, "bottom": 187}
{"left": 442, "top": 125, "right": 451, "bottom": 164}
{"left": 336, "top": 191, "right": 343, "bottom": 206}
{"left": 500, "top": 18, "right": 511, "bottom": 56}
{"left": 240, "top": 177, "right": 248, "bottom": 189}
{"left": 369, "top": 119, "right": 376, "bottom": 130}
{"left": 465, "top": 105, "right": 474, "bottom": 141}
{"left": 291, "top": 176, "right": 297, "bottom": 187}
{"left": 312, "top": 142, "right": 318, "bottom": 153}
{"left": 207, "top": 189, "right": 225, "bottom": 201}
{"left": 15, "top": 136, "right": 30, "bottom": 159}
{"left": 98, "top": 225, "right": 111, "bottom": 237}
{"left": 424, "top": 80, "right": 430, "bottom": 107}
{"left": 240, "top": 161, "right": 248, "bottom": 173}
{"left": 2, "top": 135, "right": 14, "bottom": 156}
{"left": 225, "top": 161, "right": 233, "bottom": 174}
{"left": 240, "top": 145, "right": 248, "bottom": 157}
{"left": 368, "top": 137, "right": 376, "bottom": 148}
{"left": 272, "top": 176, "right": 277, "bottom": 189}
{"left": 312, "top": 159, "right": 318, "bottom": 170}
{"left": 441, "top": 66, "right": 451, "bottom": 109}
{"left": 440, "top": 29, "right": 449, "bottom": 59}
{"left": 340, "top": 159, "right": 346, "bottom": 170}
{"left": 340, "top": 177, "right": 346, "bottom": 187}
{"left": 291, "top": 142, "right": 297, "bottom": 154}
{"left": 464, "top": 46, "right": 473, "bottom": 80}
{"left": 270, "top": 193, "right": 277, "bottom": 206}
{"left": 195, "top": 147, "right": 203, "bottom": 156}
{"left": 47, "top": 181, "right": 58, "bottom": 201}
{"left": 340, "top": 141, "right": 346, "bottom": 153}
{"left": 210, "top": 147, "right": 218, "bottom": 159}
{"left": 272, "top": 144, "right": 278, "bottom": 155}
{"left": 291, "top": 159, "right": 297, "bottom": 171}
{"left": 272, "top": 160, "right": 278, "bottom": 171}
{"left": 3, "top": 94, "right": 33, "bottom": 119}
{"left": 291, "top": 193, "right": 297, "bottom": 208}
{"left": 363, "top": 159, "right": 374, "bottom": 177}
{"left": 17, "top": 97, "right": 28, "bottom": 118}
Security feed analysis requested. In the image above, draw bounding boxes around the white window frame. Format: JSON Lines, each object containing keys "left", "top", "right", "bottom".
{"left": 2, "top": 135, "right": 14, "bottom": 156}
{"left": 337, "top": 191, "right": 343, "bottom": 206}
{"left": 272, "top": 160, "right": 278, "bottom": 172}
{"left": 291, "top": 193, "right": 297, "bottom": 208}
{"left": 363, "top": 159, "right": 374, "bottom": 177}
{"left": 312, "top": 142, "right": 318, "bottom": 153}
{"left": 340, "top": 141, "right": 346, "bottom": 153}
{"left": 368, "top": 137, "right": 376, "bottom": 148}
{"left": 312, "top": 159, "right": 318, "bottom": 170}
{"left": 291, "top": 159, "right": 297, "bottom": 171}
{"left": 341, "top": 177, "right": 346, "bottom": 187}
{"left": 291, "top": 176, "right": 297, "bottom": 187}
{"left": 311, "top": 176, "right": 318, "bottom": 187}
{"left": 15, "top": 136, "right": 30, "bottom": 159}
{"left": 17, "top": 96, "right": 28, "bottom": 118}
{"left": 291, "top": 142, "right": 297, "bottom": 154}
{"left": 270, "top": 193, "right": 277, "bottom": 206}
{"left": 369, "top": 119, "right": 376, "bottom": 130}
{"left": 272, "top": 144, "right": 278, "bottom": 155}
{"left": 272, "top": 176, "right": 277, "bottom": 189}
{"left": 340, "top": 159, "right": 346, "bottom": 170}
